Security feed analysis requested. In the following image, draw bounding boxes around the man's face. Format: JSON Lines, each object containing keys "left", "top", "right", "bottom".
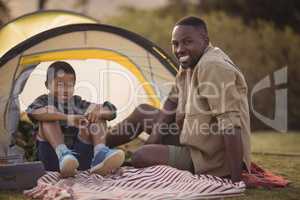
{"left": 48, "top": 72, "right": 75, "bottom": 103}
{"left": 171, "top": 25, "right": 207, "bottom": 69}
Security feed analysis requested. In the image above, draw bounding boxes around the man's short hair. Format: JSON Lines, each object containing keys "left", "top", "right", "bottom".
{"left": 175, "top": 16, "right": 208, "bottom": 34}
{"left": 46, "top": 61, "right": 76, "bottom": 85}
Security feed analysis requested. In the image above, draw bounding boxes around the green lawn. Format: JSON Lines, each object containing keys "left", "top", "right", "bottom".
{"left": 1, "top": 132, "right": 300, "bottom": 200}
{"left": 232, "top": 154, "right": 300, "bottom": 200}
{"left": 232, "top": 132, "right": 300, "bottom": 200}
{"left": 251, "top": 131, "right": 300, "bottom": 155}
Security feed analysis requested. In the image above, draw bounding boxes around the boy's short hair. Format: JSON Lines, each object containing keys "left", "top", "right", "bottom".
{"left": 45, "top": 61, "right": 76, "bottom": 85}
{"left": 175, "top": 16, "right": 208, "bottom": 34}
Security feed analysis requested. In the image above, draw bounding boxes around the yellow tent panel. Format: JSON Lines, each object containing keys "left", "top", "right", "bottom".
{"left": 0, "top": 10, "right": 97, "bottom": 57}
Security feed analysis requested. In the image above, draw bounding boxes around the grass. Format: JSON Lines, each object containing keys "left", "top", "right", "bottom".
{"left": 251, "top": 131, "right": 300, "bottom": 155}
{"left": 232, "top": 154, "right": 300, "bottom": 200}
{"left": 0, "top": 192, "right": 24, "bottom": 200}
{"left": 1, "top": 131, "right": 300, "bottom": 200}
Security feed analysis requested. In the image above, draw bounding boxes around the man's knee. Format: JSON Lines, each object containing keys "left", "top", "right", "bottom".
{"left": 134, "top": 104, "right": 160, "bottom": 117}
{"left": 136, "top": 103, "right": 155, "bottom": 110}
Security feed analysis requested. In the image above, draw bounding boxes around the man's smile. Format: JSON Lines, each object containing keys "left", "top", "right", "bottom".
{"left": 179, "top": 55, "right": 190, "bottom": 63}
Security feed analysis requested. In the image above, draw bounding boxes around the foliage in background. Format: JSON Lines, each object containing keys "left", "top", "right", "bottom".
{"left": 17, "top": 121, "right": 37, "bottom": 161}
{"left": 198, "top": 0, "right": 300, "bottom": 33}
{"left": 106, "top": 4, "right": 300, "bottom": 131}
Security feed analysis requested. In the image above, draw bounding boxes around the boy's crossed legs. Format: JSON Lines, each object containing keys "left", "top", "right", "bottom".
{"left": 37, "top": 111, "right": 124, "bottom": 177}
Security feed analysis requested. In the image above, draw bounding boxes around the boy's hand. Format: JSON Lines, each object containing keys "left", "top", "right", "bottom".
{"left": 86, "top": 104, "right": 114, "bottom": 123}
{"left": 67, "top": 114, "right": 89, "bottom": 128}
{"left": 86, "top": 107, "right": 102, "bottom": 123}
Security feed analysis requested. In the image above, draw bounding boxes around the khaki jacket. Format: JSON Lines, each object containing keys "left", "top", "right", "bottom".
{"left": 169, "top": 45, "right": 251, "bottom": 177}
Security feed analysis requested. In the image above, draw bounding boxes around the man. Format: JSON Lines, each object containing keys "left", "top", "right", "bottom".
{"left": 106, "top": 16, "right": 251, "bottom": 182}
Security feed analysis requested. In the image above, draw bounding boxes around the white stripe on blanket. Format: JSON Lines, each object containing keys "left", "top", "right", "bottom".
{"left": 24, "top": 165, "right": 245, "bottom": 200}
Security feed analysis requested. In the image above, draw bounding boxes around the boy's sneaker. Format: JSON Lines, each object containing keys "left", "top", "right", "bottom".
{"left": 59, "top": 149, "right": 79, "bottom": 178}
{"left": 90, "top": 147, "right": 125, "bottom": 176}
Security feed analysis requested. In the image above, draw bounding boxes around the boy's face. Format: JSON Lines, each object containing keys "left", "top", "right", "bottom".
{"left": 48, "top": 72, "right": 75, "bottom": 103}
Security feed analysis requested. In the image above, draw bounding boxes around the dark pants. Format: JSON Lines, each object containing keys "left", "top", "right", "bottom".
{"left": 37, "top": 138, "right": 93, "bottom": 171}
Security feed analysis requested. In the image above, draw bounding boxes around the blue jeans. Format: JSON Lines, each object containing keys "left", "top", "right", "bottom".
{"left": 37, "top": 138, "right": 93, "bottom": 171}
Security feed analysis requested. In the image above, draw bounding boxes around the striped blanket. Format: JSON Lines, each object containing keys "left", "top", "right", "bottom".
{"left": 24, "top": 165, "right": 245, "bottom": 200}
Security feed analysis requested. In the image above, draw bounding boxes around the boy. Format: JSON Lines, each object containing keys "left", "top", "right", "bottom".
{"left": 26, "top": 61, "right": 125, "bottom": 177}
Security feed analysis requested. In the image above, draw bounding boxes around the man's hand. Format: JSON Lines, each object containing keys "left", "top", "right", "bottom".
{"left": 224, "top": 127, "right": 243, "bottom": 183}
{"left": 67, "top": 114, "right": 89, "bottom": 128}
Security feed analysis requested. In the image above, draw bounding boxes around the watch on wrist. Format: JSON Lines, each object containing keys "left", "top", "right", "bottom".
{"left": 103, "top": 101, "right": 117, "bottom": 120}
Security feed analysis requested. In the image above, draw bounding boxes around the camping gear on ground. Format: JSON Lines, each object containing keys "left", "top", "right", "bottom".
{"left": 0, "top": 161, "right": 45, "bottom": 190}
{"left": 242, "top": 162, "right": 289, "bottom": 189}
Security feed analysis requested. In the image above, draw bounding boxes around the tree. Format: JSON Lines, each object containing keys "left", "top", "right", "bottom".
{"left": 198, "top": 0, "right": 300, "bottom": 33}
